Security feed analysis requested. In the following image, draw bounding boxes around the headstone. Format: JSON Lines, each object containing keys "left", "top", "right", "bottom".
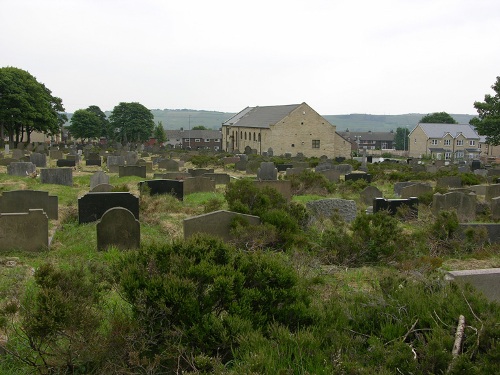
{"left": 78, "top": 192, "right": 139, "bottom": 224}
{"left": 137, "top": 159, "right": 153, "bottom": 172}
{"left": 188, "top": 168, "right": 215, "bottom": 177}
{"left": 400, "top": 183, "right": 433, "bottom": 199}
{"left": 184, "top": 210, "right": 261, "bottom": 241}
{"left": 183, "top": 176, "right": 216, "bottom": 195}
{"left": 345, "top": 173, "right": 372, "bottom": 183}
{"left": 315, "top": 162, "right": 334, "bottom": 172}
{"left": 125, "top": 151, "right": 139, "bottom": 166}
{"left": 153, "top": 172, "right": 192, "bottom": 180}
{"left": 0, "top": 209, "right": 48, "bottom": 252}
{"left": 267, "top": 147, "right": 274, "bottom": 157}
{"left": 118, "top": 165, "right": 146, "bottom": 178}
{"left": 7, "top": 162, "right": 36, "bottom": 176}
{"left": 86, "top": 158, "right": 102, "bottom": 166}
{"left": 107, "top": 155, "right": 125, "bottom": 173}
{"left": 285, "top": 167, "right": 306, "bottom": 176}
{"left": 139, "top": 179, "right": 184, "bottom": 200}
{"left": 445, "top": 268, "right": 500, "bottom": 302}
{"left": 91, "top": 183, "right": 115, "bottom": 192}
{"left": 485, "top": 184, "right": 500, "bottom": 201}
{"left": 40, "top": 168, "right": 73, "bottom": 186}
{"left": 158, "top": 159, "right": 180, "bottom": 171}
{"left": 254, "top": 180, "right": 293, "bottom": 201}
{"left": 97, "top": 207, "right": 140, "bottom": 251}
{"left": 49, "top": 150, "right": 63, "bottom": 160}
{"left": 492, "top": 197, "right": 500, "bottom": 220}
{"left": 90, "top": 171, "right": 110, "bottom": 190}
{"left": 257, "top": 162, "right": 278, "bottom": 181}
{"left": 436, "top": 176, "right": 462, "bottom": 189}
{"left": 276, "top": 164, "right": 294, "bottom": 172}
{"left": 0, "top": 190, "right": 58, "bottom": 220}
{"left": 394, "top": 181, "right": 420, "bottom": 196}
{"left": 246, "top": 160, "right": 261, "bottom": 174}
{"left": 360, "top": 186, "right": 383, "bottom": 205}
{"left": 56, "top": 159, "right": 76, "bottom": 167}
{"left": 473, "top": 169, "right": 488, "bottom": 178}
{"left": 4, "top": 144, "right": 9, "bottom": 154}
{"left": 432, "top": 191, "right": 476, "bottom": 221}
{"left": 202, "top": 173, "right": 231, "bottom": 185}
{"left": 373, "top": 197, "right": 419, "bottom": 216}
{"left": 223, "top": 156, "right": 240, "bottom": 165}
{"left": 234, "top": 160, "right": 248, "bottom": 171}
{"left": 12, "top": 149, "right": 23, "bottom": 160}
{"left": 0, "top": 158, "right": 16, "bottom": 166}
{"left": 65, "top": 154, "right": 80, "bottom": 164}
{"left": 306, "top": 199, "right": 357, "bottom": 223}
{"left": 28, "top": 153, "right": 46, "bottom": 168}
{"left": 317, "top": 169, "right": 341, "bottom": 183}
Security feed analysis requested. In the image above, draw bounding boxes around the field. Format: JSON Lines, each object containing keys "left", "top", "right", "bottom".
{"left": 0, "top": 155, "right": 499, "bottom": 374}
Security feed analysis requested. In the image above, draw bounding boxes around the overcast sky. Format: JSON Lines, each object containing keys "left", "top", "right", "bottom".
{"left": 1, "top": 0, "right": 499, "bottom": 115}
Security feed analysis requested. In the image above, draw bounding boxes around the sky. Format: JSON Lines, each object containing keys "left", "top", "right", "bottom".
{"left": 1, "top": 0, "right": 499, "bottom": 115}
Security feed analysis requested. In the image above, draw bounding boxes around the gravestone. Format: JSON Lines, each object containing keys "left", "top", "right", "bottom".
{"left": 474, "top": 169, "right": 488, "bottom": 178}
{"left": 317, "top": 169, "right": 341, "bottom": 183}
{"left": 12, "top": 149, "right": 23, "bottom": 160}
{"left": 90, "top": 171, "right": 110, "bottom": 190}
{"left": 125, "top": 151, "right": 139, "bottom": 166}
{"left": 4, "top": 144, "right": 9, "bottom": 154}
{"left": 315, "top": 162, "right": 334, "bottom": 172}
{"left": 40, "top": 168, "right": 73, "bottom": 186}
{"left": 91, "top": 183, "right": 114, "bottom": 192}
{"left": 436, "top": 176, "right": 462, "bottom": 189}
{"left": 0, "top": 158, "right": 16, "bottom": 166}
{"left": 153, "top": 172, "right": 192, "bottom": 180}
{"left": 425, "top": 165, "right": 438, "bottom": 173}
{"left": 254, "top": 180, "right": 293, "bottom": 201}
{"left": 65, "top": 154, "right": 80, "bottom": 164}
{"left": 49, "top": 150, "right": 63, "bottom": 160}
{"left": 394, "top": 181, "right": 420, "bottom": 196}
{"left": 7, "top": 162, "right": 36, "bottom": 176}
{"left": 257, "top": 162, "right": 278, "bottom": 181}
{"left": 202, "top": 173, "right": 231, "bottom": 185}
{"left": 29, "top": 153, "right": 47, "bottom": 168}
{"left": 223, "top": 156, "right": 240, "bottom": 165}
{"left": 373, "top": 197, "right": 419, "bottom": 216}
{"left": 485, "top": 184, "right": 500, "bottom": 201}
{"left": 345, "top": 173, "right": 372, "bottom": 183}
{"left": 445, "top": 268, "right": 500, "bottom": 303}
{"left": 86, "top": 158, "right": 102, "bottom": 166}
{"left": 234, "top": 160, "right": 248, "bottom": 171}
{"left": 188, "top": 168, "right": 215, "bottom": 177}
{"left": 360, "top": 186, "right": 383, "bottom": 205}
{"left": 276, "top": 164, "right": 294, "bottom": 172}
{"left": 97, "top": 207, "right": 140, "bottom": 251}
{"left": 107, "top": 155, "right": 125, "bottom": 173}
{"left": 0, "top": 209, "right": 48, "bottom": 252}
{"left": 118, "top": 165, "right": 146, "bottom": 178}
{"left": 139, "top": 179, "right": 184, "bottom": 199}
{"left": 400, "top": 183, "right": 433, "bottom": 199}
{"left": 0, "top": 190, "right": 58, "bottom": 220}
{"left": 158, "top": 159, "right": 179, "bottom": 171}
{"left": 184, "top": 176, "right": 216, "bottom": 195}
{"left": 183, "top": 210, "right": 261, "bottom": 241}
{"left": 432, "top": 192, "right": 476, "bottom": 221}
{"left": 306, "top": 199, "right": 357, "bottom": 223}
{"left": 56, "top": 159, "right": 76, "bottom": 167}
{"left": 137, "top": 159, "right": 153, "bottom": 172}
{"left": 267, "top": 147, "right": 274, "bottom": 157}
{"left": 245, "top": 160, "right": 261, "bottom": 174}
{"left": 285, "top": 167, "right": 306, "bottom": 176}
{"left": 78, "top": 192, "right": 139, "bottom": 224}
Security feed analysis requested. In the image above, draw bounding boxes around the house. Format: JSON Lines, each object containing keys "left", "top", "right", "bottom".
{"left": 165, "top": 129, "right": 222, "bottom": 151}
{"left": 408, "top": 123, "right": 481, "bottom": 160}
{"left": 338, "top": 130, "right": 396, "bottom": 153}
{"left": 221, "top": 102, "right": 351, "bottom": 158}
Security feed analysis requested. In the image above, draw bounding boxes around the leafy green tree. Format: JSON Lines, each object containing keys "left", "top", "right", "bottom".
{"left": 86, "top": 105, "right": 109, "bottom": 138}
{"left": 470, "top": 76, "right": 500, "bottom": 145}
{"left": 419, "top": 112, "right": 457, "bottom": 124}
{"left": 152, "top": 121, "right": 166, "bottom": 143}
{"left": 109, "top": 102, "right": 155, "bottom": 143}
{"left": 192, "top": 125, "right": 207, "bottom": 130}
{"left": 68, "top": 109, "right": 102, "bottom": 142}
{"left": 393, "top": 127, "right": 410, "bottom": 150}
{"left": 0, "top": 66, "right": 65, "bottom": 145}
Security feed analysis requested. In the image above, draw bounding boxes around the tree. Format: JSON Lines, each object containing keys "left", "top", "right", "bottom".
{"left": 470, "top": 76, "right": 500, "bottom": 145}
{"left": 0, "top": 67, "right": 65, "bottom": 145}
{"left": 419, "top": 112, "right": 457, "bottom": 124}
{"left": 393, "top": 127, "right": 410, "bottom": 150}
{"left": 152, "top": 121, "right": 166, "bottom": 143}
{"left": 68, "top": 109, "right": 102, "bottom": 143}
{"left": 192, "top": 125, "right": 207, "bottom": 130}
{"left": 86, "top": 105, "right": 109, "bottom": 138}
{"left": 109, "top": 102, "right": 155, "bottom": 143}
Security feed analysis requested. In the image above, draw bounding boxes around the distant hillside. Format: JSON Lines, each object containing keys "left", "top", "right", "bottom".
{"left": 66, "top": 109, "right": 477, "bottom": 133}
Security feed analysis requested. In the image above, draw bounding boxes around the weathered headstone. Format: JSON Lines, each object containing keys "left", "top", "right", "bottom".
{"left": 139, "top": 179, "right": 184, "bottom": 199}
{"left": 394, "top": 181, "right": 420, "bottom": 196}
{"left": 202, "top": 173, "right": 231, "bottom": 185}
{"left": 445, "top": 268, "right": 500, "bottom": 302}
{"left": 485, "top": 184, "right": 500, "bottom": 201}
{"left": 158, "top": 159, "right": 180, "bottom": 171}
{"left": 306, "top": 199, "right": 357, "bottom": 223}
{"left": 184, "top": 176, "right": 216, "bottom": 195}
{"left": 184, "top": 210, "right": 261, "bottom": 241}
{"left": 373, "top": 197, "right": 419, "bottom": 216}
{"left": 436, "top": 176, "right": 462, "bottom": 189}
{"left": 188, "top": 168, "right": 215, "bottom": 177}
{"left": 56, "top": 159, "right": 76, "bottom": 167}
{"left": 78, "top": 192, "right": 139, "bottom": 224}
{"left": 30, "top": 152, "right": 47, "bottom": 168}
{"left": 254, "top": 180, "right": 292, "bottom": 201}
{"left": 0, "top": 209, "right": 48, "bottom": 252}
{"left": 49, "top": 150, "right": 63, "bottom": 160}
{"left": 0, "top": 190, "right": 58, "bottom": 220}
{"left": 317, "top": 169, "right": 341, "bottom": 183}
{"left": 345, "top": 173, "right": 372, "bottom": 183}
{"left": 7, "top": 162, "right": 36, "bottom": 176}
{"left": 90, "top": 171, "right": 110, "bottom": 190}
{"left": 360, "top": 186, "right": 383, "bottom": 205}
{"left": 153, "top": 172, "right": 192, "bottom": 180}
{"left": 432, "top": 191, "right": 476, "bottom": 221}
{"left": 91, "top": 183, "right": 115, "bottom": 192}
{"left": 257, "top": 162, "right": 278, "bottom": 181}
{"left": 118, "top": 165, "right": 146, "bottom": 178}
{"left": 400, "top": 183, "right": 433, "bottom": 199}
{"left": 107, "top": 155, "right": 125, "bottom": 173}
{"left": 40, "top": 168, "right": 73, "bottom": 186}
{"left": 97, "top": 207, "right": 140, "bottom": 251}
{"left": 276, "top": 164, "right": 294, "bottom": 172}
{"left": 12, "top": 149, "right": 23, "bottom": 160}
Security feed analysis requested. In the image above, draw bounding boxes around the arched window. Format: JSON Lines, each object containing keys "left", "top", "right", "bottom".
{"left": 244, "top": 132, "right": 247, "bottom": 140}
{"left": 253, "top": 132, "right": 256, "bottom": 141}
{"left": 258, "top": 133, "right": 261, "bottom": 142}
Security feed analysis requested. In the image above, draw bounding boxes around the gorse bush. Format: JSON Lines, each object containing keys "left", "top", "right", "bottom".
{"left": 225, "top": 179, "right": 287, "bottom": 216}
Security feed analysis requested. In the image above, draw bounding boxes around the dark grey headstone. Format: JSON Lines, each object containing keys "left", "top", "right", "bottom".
{"left": 7, "top": 162, "right": 36, "bottom": 176}
{"left": 158, "top": 159, "right": 180, "bottom": 171}
{"left": 29, "top": 152, "right": 47, "bottom": 168}
{"left": 86, "top": 159, "right": 102, "bottom": 166}
{"left": 90, "top": 171, "right": 109, "bottom": 190}
{"left": 78, "top": 192, "right": 139, "bottom": 224}
{"left": 97, "top": 207, "right": 140, "bottom": 251}
{"left": 345, "top": 173, "right": 372, "bottom": 183}
{"left": 56, "top": 159, "right": 76, "bottom": 167}
{"left": 139, "top": 179, "right": 184, "bottom": 200}
{"left": 0, "top": 209, "right": 48, "bottom": 252}
{"left": 0, "top": 190, "right": 58, "bottom": 220}
{"left": 91, "top": 183, "right": 115, "bottom": 192}
{"left": 373, "top": 197, "right": 419, "bottom": 216}
{"left": 188, "top": 168, "right": 215, "bottom": 177}
{"left": 118, "top": 165, "right": 146, "bottom": 178}
{"left": 40, "top": 168, "right": 73, "bottom": 186}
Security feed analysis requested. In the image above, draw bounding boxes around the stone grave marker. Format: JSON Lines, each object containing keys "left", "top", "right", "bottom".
{"left": 153, "top": 172, "right": 192, "bottom": 180}
{"left": 360, "top": 186, "right": 383, "bottom": 205}
{"left": 245, "top": 160, "right": 260, "bottom": 174}
{"left": 56, "top": 159, "right": 76, "bottom": 167}
{"left": 317, "top": 169, "right": 341, "bottom": 182}
{"left": 445, "top": 268, "right": 500, "bottom": 303}
{"left": 432, "top": 191, "right": 476, "bottom": 221}
{"left": 90, "top": 171, "right": 110, "bottom": 190}
{"left": 0, "top": 209, "right": 48, "bottom": 252}
{"left": 107, "top": 155, "right": 125, "bottom": 173}
{"left": 7, "top": 162, "right": 36, "bottom": 176}
{"left": 184, "top": 176, "right": 216, "bottom": 195}
{"left": 12, "top": 149, "right": 23, "bottom": 160}
{"left": 78, "top": 192, "right": 139, "bottom": 224}
{"left": 202, "top": 173, "right": 231, "bottom": 185}
{"left": 125, "top": 151, "right": 139, "bottom": 166}
{"left": 276, "top": 164, "right": 293, "bottom": 172}
{"left": 119, "top": 165, "right": 146, "bottom": 178}
{"left": 400, "top": 183, "right": 433, "bottom": 199}
{"left": 188, "top": 168, "right": 215, "bottom": 177}
{"left": 345, "top": 173, "right": 372, "bottom": 183}
{"left": 97, "top": 207, "right": 140, "bottom": 250}
{"left": 394, "top": 181, "right": 420, "bottom": 196}
{"left": 306, "top": 199, "right": 357, "bottom": 223}
{"left": 254, "top": 180, "right": 292, "bottom": 201}
{"left": 158, "top": 159, "right": 179, "bottom": 171}
{"left": 184, "top": 210, "right": 261, "bottom": 241}
{"left": 0, "top": 158, "right": 16, "bottom": 166}
{"left": 91, "top": 183, "right": 115, "bottom": 192}
{"left": 285, "top": 167, "right": 306, "bottom": 176}
{"left": 373, "top": 197, "right": 419, "bottom": 216}
{"left": 139, "top": 179, "right": 184, "bottom": 200}
{"left": 0, "top": 190, "right": 58, "bottom": 219}
{"left": 49, "top": 150, "right": 63, "bottom": 160}
{"left": 29, "top": 153, "right": 46, "bottom": 168}
{"left": 436, "top": 176, "right": 462, "bottom": 189}
{"left": 257, "top": 162, "right": 278, "bottom": 180}
{"left": 40, "top": 168, "right": 73, "bottom": 186}
{"left": 485, "top": 184, "right": 500, "bottom": 201}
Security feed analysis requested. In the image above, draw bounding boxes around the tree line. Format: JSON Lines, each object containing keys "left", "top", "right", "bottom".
{"left": 1, "top": 67, "right": 499, "bottom": 147}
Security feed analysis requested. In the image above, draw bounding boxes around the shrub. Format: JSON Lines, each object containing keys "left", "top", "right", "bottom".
{"left": 225, "top": 179, "right": 287, "bottom": 216}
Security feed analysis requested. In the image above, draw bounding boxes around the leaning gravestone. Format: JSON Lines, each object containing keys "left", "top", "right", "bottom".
{"left": 0, "top": 190, "right": 58, "bottom": 220}
{"left": 90, "top": 171, "right": 109, "bottom": 190}
{"left": 257, "top": 162, "right": 278, "bottom": 181}
{"left": 78, "top": 192, "right": 139, "bottom": 224}
{"left": 40, "top": 168, "right": 73, "bottom": 186}
{"left": 306, "top": 199, "right": 357, "bottom": 223}
{"left": 394, "top": 181, "right": 420, "bottom": 196}
{"left": 183, "top": 210, "right": 261, "bottom": 241}
{"left": 30, "top": 152, "right": 47, "bottom": 168}
{"left": 97, "top": 207, "right": 140, "bottom": 250}
{"left": 0, "top": 209, "right": 48, "bottom": 252}
{"left": 360, "top": 186, "right": 383, "bottom": 205}
{"left": 7, "top": 162, "right": 36, "bottom": 176}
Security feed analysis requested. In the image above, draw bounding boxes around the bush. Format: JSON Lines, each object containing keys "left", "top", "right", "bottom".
{"left": 225, "top": 179, "right": 287, "bottom": 216}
